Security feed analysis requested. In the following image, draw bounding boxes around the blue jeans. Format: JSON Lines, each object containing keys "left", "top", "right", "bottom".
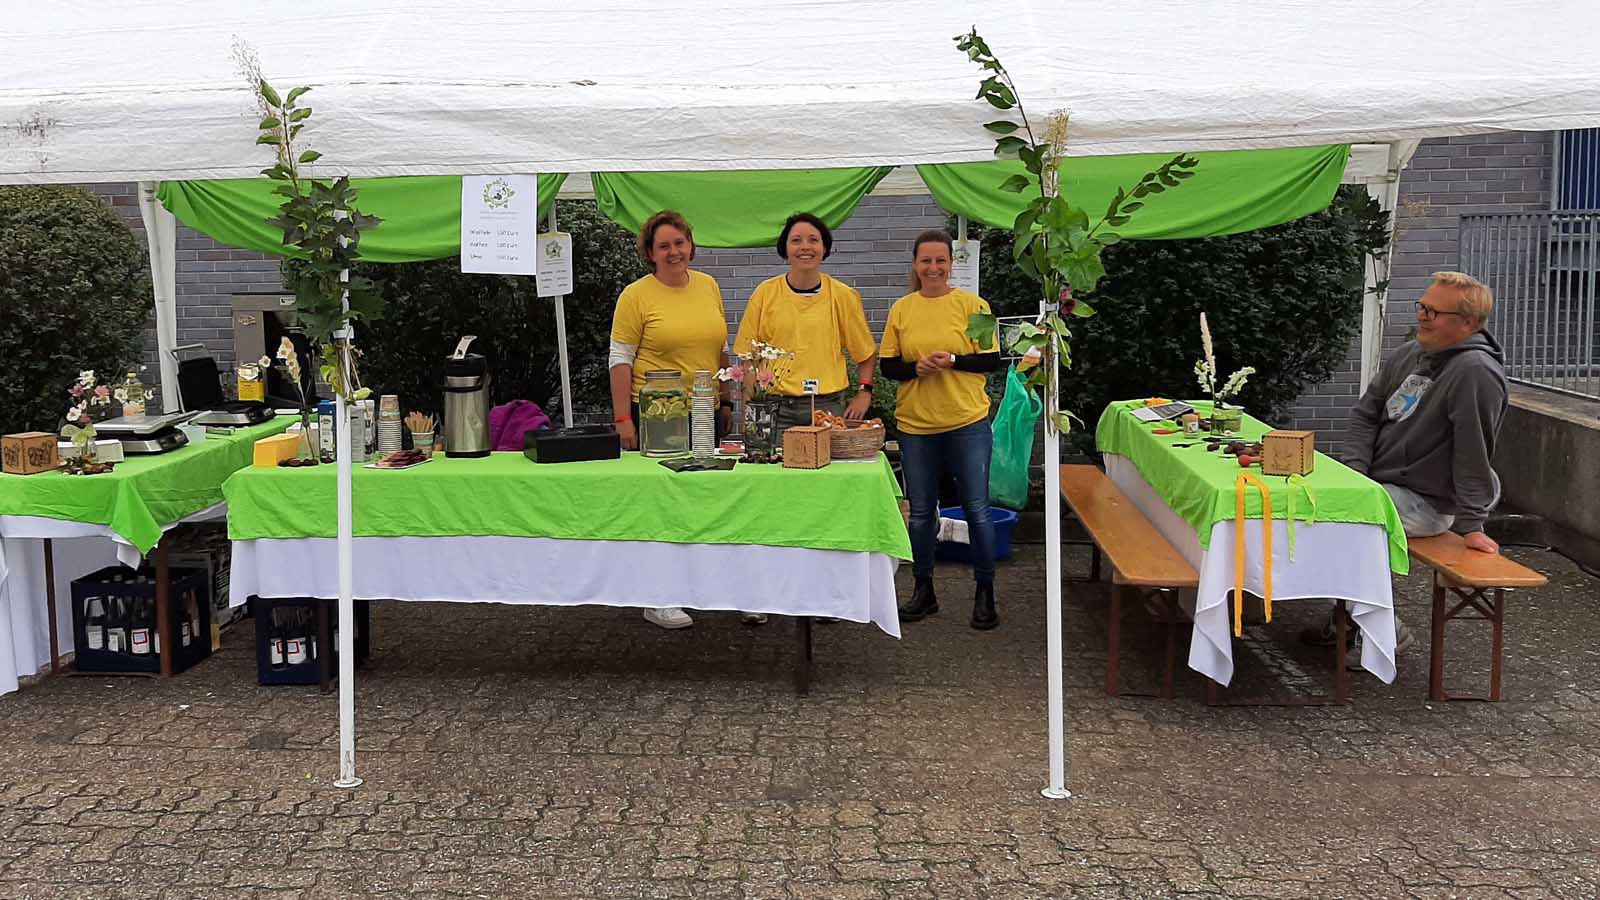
{"left": 900, "top": 419, "right": 996, "bottom": 584}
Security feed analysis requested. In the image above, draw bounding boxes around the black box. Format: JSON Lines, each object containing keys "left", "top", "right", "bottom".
{"left": 70, "top": 564, "right": 213, "bottom": 675}
{"left": 251, "top": 596, "right": 371, "bottom": 688}
{"left": 523, "top": 425, "right": 621, "bottom": 463}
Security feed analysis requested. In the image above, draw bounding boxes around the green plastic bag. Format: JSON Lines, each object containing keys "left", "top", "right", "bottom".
{"left": 989, "top": 364, "right": 1042, "bottom": 510}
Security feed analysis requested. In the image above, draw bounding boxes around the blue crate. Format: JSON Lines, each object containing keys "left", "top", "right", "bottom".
{"left": 934, "top": 506, "right": 1018, "bottom": 562}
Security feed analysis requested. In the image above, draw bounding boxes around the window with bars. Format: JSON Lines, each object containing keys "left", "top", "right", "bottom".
{"left": 1555, "top": 128, "right": 1600, "bottom": 210}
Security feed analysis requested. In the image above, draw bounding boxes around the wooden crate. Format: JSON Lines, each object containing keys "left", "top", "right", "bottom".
{"left": 2, "top": 432, "right": 59, "bottom": 475}
{"left": 782, "top": 425, "right": 831, "bottom": 469}
{"left": 1262, "top": 430, "right": 1315, "bottom": 476}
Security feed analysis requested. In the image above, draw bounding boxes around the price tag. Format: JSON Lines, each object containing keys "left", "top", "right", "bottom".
{"left": 802, "top": 379, "right": 819, "bottom": 395}
{"left": 536, "top": 231, "right": 574, "bottom": 297}
{"left": 950, "top": 239, "right": 980, "bottom": 293}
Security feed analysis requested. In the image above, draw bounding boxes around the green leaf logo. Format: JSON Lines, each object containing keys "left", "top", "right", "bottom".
{"left": 482, "top": 177, "right": 516, "bottom": 210}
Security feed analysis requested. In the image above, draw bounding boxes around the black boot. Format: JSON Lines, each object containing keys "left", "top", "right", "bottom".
{"left": 898, "top": 578, "right": 939, "bottom": 622}
{"left": 971, "top": 582, "right": 998, "bottom": 630}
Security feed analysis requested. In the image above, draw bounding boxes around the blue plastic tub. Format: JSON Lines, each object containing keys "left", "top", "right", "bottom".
{"left": 934, "top": 506, "right": 1018, "bottom": 562}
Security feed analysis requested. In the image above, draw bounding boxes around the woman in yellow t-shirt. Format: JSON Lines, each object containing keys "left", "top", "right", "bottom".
{"left": 608, "top": 209, "right": 735, "bottom": 630}
{"left": 733, "top": 212, "right": 878, "bottom": 432}
{"left": 878, "top": 229, "right": 1002, "bottom": 631}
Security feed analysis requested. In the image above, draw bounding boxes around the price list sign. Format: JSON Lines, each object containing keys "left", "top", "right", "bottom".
{"left": 460, "top": 175, "right": 538, "bottom": 275}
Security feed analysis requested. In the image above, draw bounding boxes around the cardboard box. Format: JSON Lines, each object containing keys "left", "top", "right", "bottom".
{"left": 2, "top": 432, "right": 59, "bottom": 475}
{"left": 1262, "top": 430, "right": 1315, "bottom": 476}
{"left": 782, "top": 425, "right": 831, "bottom": 469}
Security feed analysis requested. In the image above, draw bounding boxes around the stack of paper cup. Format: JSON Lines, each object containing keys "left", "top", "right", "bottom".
{"left": 377, "top": 394, "right": 404, "bottom": 456}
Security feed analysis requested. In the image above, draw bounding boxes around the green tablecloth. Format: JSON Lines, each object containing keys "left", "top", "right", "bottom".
{"left": 1095, "top": 400, "right": 1408, "bottom": 574}
{"left": 223, "top": 452, "right": 913, "bottom": 559}
{"left": 0, "top": 418, "right": 293, "bottom": 554}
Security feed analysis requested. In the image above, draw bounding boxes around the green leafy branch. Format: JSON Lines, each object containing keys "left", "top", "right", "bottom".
{"left": 954, "top": 27, "right": 1199, "bottom": 434}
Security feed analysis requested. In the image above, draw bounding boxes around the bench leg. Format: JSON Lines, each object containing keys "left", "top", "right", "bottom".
{"left": 1161, "top": 590, "right": 1179, "bottom": 701}
{"left": 1333, "top": 598, "right": 1348, "bottom": 706}
{"left": 1090, "top": 545, "right": 1102, "bottom": 583}
{"left": 1105, "top": 583, "right": 1122, "bottom": 696}
{"left": 1490, "top": 588, "right": 1505, "bottom": 702}
{"left": 1429, "top": 573, "right": 1448, "bottom": 702}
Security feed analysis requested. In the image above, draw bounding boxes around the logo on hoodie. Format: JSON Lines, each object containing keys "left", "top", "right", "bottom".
{"left": 1386, "top": 373, "right": 1433, "bottom": 422}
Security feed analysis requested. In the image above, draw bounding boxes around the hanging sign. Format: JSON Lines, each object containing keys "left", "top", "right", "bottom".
{"left": 460, "top": 175, "right": 538, "bottom": 275}
{"left": 950, "top": 239, "right": 981, "bottom": 294}
{"left": 536, "top": 231, "right": 574, "bottom": 297}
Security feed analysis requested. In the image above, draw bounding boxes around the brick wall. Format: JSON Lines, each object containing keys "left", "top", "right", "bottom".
{"left": 1284, "top": 132, "right": 1552, "bottom": 453}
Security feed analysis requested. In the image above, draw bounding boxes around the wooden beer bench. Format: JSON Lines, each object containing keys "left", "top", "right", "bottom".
{"left": 1060, "top": 465, "right": 1200, "bottom": 698}
{"left": 1406, "top": 533, "right": 1547, "bottom": 701}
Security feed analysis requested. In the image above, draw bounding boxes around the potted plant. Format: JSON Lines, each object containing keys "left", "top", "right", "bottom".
{"left": 1193, "top": 312, "right": 1255, "bottom": 434}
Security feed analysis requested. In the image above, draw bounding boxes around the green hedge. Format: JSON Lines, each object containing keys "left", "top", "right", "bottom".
{"left": 0, "top": 186, "right": 152, "bottom": 433}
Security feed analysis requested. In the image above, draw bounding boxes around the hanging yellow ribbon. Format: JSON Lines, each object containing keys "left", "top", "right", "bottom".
{"left": 1233, "top": 472, "right": 1274, "bottom": 636}
{"left": 1284, "top": 474, "right": 1319, "bottom": 562}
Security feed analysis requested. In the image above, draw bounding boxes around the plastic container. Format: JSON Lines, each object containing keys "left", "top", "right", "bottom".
{"left": 934, "top": 506, "right": 1018, "bottom": 562}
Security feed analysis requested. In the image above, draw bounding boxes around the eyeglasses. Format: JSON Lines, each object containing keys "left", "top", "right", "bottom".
{"left": 1415, "top": 300, "right": 1468, "bottom": 321}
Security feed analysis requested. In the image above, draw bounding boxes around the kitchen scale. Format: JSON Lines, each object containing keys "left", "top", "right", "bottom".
{"left": 190, "top": 402, "right": 275, "bottom": 428}
{"left": 92, "top": 412, "right": 196, "bottom": 454}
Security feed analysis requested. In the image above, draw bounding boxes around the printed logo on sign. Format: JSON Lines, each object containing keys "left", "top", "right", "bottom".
{"left": 481, "top": 177, "right": 516, "bottom": 210}
{"left": 544, "top": 240, "right": 563, "bottom": 261}
{"left": 1385, "top": 373, "right": 1434, "bottom": 422}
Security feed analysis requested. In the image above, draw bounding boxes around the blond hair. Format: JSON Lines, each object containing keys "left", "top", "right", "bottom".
{"left": 1431, "top": 271, "right": 1494, "bottom": 324}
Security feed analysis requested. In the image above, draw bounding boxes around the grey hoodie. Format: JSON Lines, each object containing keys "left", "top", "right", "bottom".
{"left": 1343, "top": 330, "right": 1508, "bottom": 534}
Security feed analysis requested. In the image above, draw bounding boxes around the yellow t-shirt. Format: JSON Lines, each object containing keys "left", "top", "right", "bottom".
{"left": 610, "top": 271, "right": 728, "bottom": 399}
{"left": 879, "top": 289, "right": 993, "bottom": 435}
{"left": 732, "top": 274, "right": 877, "bottom": 396}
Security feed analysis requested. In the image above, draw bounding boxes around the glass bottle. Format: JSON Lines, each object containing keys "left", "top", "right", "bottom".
{"left": 638, "top": 370, "right": 690, "bottom": 458}
{"left": 130, "top": 596, "right": 151, "bottom": 656}
{"left": 286, "top": 608, "right": 308, "bottom": 666}
{"left": 121, "top": 371, "right": 147, "bottom": 418}
{"left": 84, "top": 597, "right": 106, "bottom": 651}
{"left": 268, "top": 608, "right": 286, "bottom": 669}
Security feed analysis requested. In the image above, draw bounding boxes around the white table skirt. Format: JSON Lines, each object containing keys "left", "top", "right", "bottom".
{"left": 1104, "top": 455, "right": 1397, "bottom": 686}
{"left": 230, "top": 536, "right": 904, "bottom": 638}
{"left": 0, "top": 503, "right": 229, "bottom": 699}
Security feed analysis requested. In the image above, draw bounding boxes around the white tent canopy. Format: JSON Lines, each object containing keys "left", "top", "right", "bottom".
{"left": 6, "top": 0, "right": 1600, "bottom": 795}
{"left": 5, "top": 0, "right": 1600, "bottom": 181}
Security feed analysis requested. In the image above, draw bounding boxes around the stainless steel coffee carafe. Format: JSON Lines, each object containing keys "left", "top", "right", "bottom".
{"left": 442, "top": 335, "right": 491, "bottom": 458}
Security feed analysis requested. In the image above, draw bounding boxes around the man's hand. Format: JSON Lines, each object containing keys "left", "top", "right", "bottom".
{"left": 1463, "top": 531, "right": 1499, "bottom": 554}
{"left": 844, "top": 391, "right": 872, "bottom": 423}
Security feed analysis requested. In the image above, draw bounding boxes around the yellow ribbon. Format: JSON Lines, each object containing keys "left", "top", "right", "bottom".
{"left": 1284, "top": 474, "right": 1319, "bottom": 562}
{"left": 1233, "top": 472, "right": 1274, "bottom": 636}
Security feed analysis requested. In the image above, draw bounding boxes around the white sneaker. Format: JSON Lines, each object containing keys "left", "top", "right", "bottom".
{"left": 644, "top": 607, "right": 693, "bottom": 629}
{"left": 740, "top": 611, "right": 769, "bottom": 626}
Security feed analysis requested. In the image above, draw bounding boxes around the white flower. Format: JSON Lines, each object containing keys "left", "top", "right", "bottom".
{"left": 760, "top": 346, "right": 780, "bottom": 360}
{"left": 113, "top": 387, "right": 129, "bottom": 403}
{"left": 258, "top": 355, "right": 272, "bottom": 368}
{"left": 77, "top": 370, "right": 95, "bottom": 387}
{"left": 67, "top": 404, "right": 84, "bottom": 421}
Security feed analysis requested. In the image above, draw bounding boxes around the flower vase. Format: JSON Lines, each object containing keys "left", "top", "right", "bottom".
{"left": 298, "top": 410, "right": 320, "bottom": 462}
{"left": 744, "top": 399, "right": 780, "bottom": 459}
{"left": 1210, "top": 405, "right": 1242, "bottom": 436}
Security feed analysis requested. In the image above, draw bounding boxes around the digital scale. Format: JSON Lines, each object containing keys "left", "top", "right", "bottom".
{"left": 190, "top": 402, "right": 275, "bottom": 428}
{"left": 91, "top": 412, "right": 196, "bottom": 454}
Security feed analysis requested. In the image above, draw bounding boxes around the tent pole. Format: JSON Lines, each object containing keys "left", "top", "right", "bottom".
{"left": 137, "top": 182, "right": 180, "bottom": 413}
{"left": 547, "top": 207, "right": 575, "bottom": 429}
{"left": 1359, "top": 140, "right": 1419, "bottom": 392}
{"left": 1041, "top": 298, "right": 1070, "bottom": 800}
{"left": 334, "top": 247, "right": 361, "bottom": 788}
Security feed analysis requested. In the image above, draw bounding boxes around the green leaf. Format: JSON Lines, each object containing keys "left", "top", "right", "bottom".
{"left": 983, "top": 120, "right": 1019, "bottom": 135}
{"left": 984, "top": 91, "right": 1015, "bottom": 110}
{"left": 298, "top": 150, "right": 322, "bottom": 164}
{"left": 966, "top": 312, "right": 998, "bottom": 351}
{"left": 1012, "top": 206, "right": 1041, "bottom": 235}
{"left": 998, "top": 173, "right": 1031, "bottom": 193}
{"left": 993, "top": 135, "right": 1026, "bottom": 157}
{"left": 258, "top": 116, "right": 281, "bottom": 130}
{"left": 1055, "top": 411, "right": 1082, "bottom": 434}
{"left": 1018, "top": 146, "right": 1044, "bottom": 175}
{"left": 258, "top": 79, "right": 282, "bottom": 107}
{"left": 285, "top": 86, "right": 312, "bottom": 105}
{"left": 290, "top": 108, "right": 313, "bottom": 122}
{"left": 1172, "top": 169, "right": 1195, "bottom": 180}
{"left": 255, "top": 134, "right": 281, "bottom": 146}
{"left": 1106, "top": 215, "right": 1130, "bottom": 227}
{"left": 1098, "top": 232, "right": 1122, "bottom": 246}
{"left": 1071, "top": 299, "right": 1096, "bottom": 318}
{"left": 1120, "top": 201, "right": 1144, "bottom": 213}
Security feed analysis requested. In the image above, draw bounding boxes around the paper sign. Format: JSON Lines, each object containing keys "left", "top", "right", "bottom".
{"left": 802, "top": 379, "right": 819, "bottom": 395}
{"left": 950, "top": 239, "right": 980, "bottom": 294}
{"left": 461, "top": 175, "right": 538, "bottom": 275}
{"left": 536, "top": 231, "right": 574, "bottom": 297}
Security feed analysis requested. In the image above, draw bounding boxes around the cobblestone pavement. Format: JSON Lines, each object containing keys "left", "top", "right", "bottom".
{"left": 0, "top": 542, "right": 1596, "bottom": 899}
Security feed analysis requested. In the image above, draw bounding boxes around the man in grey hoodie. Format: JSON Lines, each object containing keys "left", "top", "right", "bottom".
{"left": 1303, "top": 271, "right": 1508, "bottom": 650}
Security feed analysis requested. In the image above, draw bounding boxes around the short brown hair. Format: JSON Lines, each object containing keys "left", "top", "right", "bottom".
{"left": 1431, "top": 271, "right": 1494, "bottom": 323}
{"left": 638, "top": 210, "right": 695, "bottom": 265}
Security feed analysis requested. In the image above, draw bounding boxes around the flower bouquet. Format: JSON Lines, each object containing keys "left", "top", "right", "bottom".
{"left": 62, "top": 370, "right": 118, "bottom": 474}
{"left": 1193, "top": 313, "right": 1255, "bottom": 435}
{"left": 718, "top": 341, "right": 795, "bottom": 461}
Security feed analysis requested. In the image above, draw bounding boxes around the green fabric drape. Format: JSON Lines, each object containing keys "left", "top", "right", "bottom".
{"left": 917, "top": 145, "right": 1350, "bottom": 238}
{"left": 591, "top": 167, "right": 894, "bottom": 249}
{"left": 156, "top": 175, "right": 567, "bottom": 263}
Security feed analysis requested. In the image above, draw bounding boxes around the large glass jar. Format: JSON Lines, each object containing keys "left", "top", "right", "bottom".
{"left": 639, "top": 370, "right": 690, "bottom": 457}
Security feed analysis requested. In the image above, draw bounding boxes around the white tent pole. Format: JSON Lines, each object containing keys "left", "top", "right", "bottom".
{"left": 334, "top": 220, "right": 361, "bottom": 788}
{"left": 136, "top": 182, "right": 180, "bottom": 412}
{"left": 1359, "top": 140, "right": 1419, "bottom": 392}
{"left": 547, "top": 206, "right": 574, "bottom": 429}
{"left": 1041, "top": 298, "right": 1069, "bottom": 800}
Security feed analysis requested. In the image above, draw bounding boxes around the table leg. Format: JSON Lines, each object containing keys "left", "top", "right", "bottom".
{"left": 155, "top": 542, "right": 173, "bottom": 678}
{"left": 43, "top": 539, "right": 61, "bottom": 675}
{"left": 794, "top": 617, "right": 812, "bottom": 695}
{"left": 1428, "top": 573, "right": 1447, "bottom": 702}
{"left": 1104, "top": 583, "right": 1122, "bottom": 696}
{"left": 1333, "top": 599, "right": 1348, "bottom": 706}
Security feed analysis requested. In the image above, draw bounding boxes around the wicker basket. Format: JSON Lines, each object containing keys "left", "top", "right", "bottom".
{"left": 828, "top": 424, "right": 886, "bottom": 459}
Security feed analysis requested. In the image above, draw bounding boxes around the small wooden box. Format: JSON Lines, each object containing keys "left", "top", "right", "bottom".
{"left": 2, "top": 432, "right": 60, "bottom": 475}
{"left": 1261, "top": 430, "right": 1315, "bottom": 476}
{"left": 782, "top": 425, "right": 832, "bottom": 469}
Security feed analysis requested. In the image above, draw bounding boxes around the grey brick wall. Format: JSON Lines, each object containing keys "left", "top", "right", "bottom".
{"left": 1284, "top": 132, "right": 1552, "bottom": 453}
